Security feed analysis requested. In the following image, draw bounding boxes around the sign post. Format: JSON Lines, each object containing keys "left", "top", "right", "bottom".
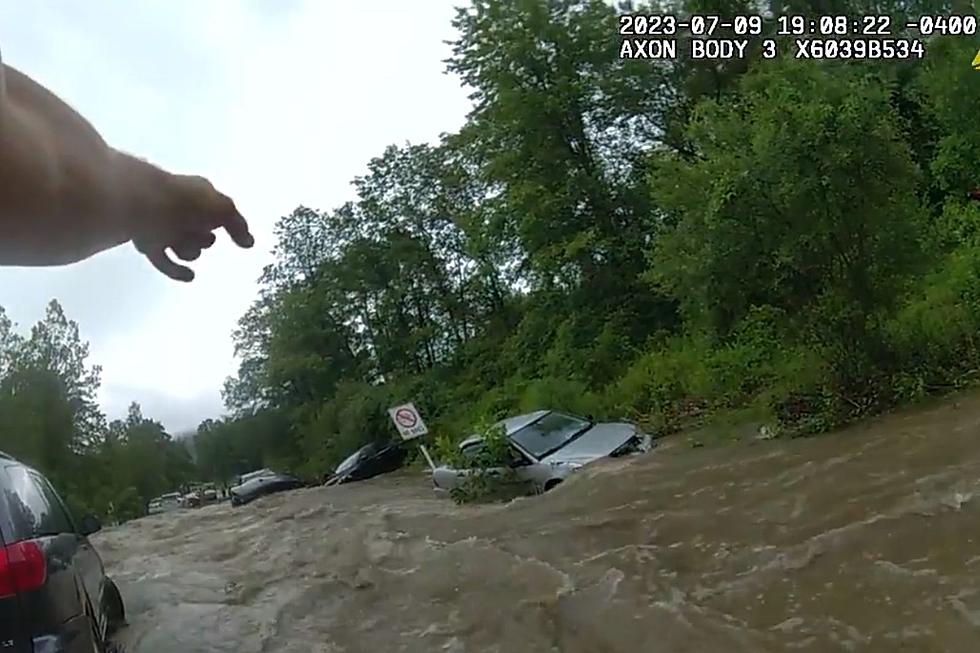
{"left": 387, "top": 402, "right": 436, "bottom": 471}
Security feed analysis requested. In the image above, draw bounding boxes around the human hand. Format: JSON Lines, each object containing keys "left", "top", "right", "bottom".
{"left": 125, "top": 167, "right": 255, "bottom": 282}
{"left": 0, "top": 59, "right": 254, "bottom": 281}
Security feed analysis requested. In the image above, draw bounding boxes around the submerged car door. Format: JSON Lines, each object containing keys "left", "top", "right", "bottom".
{"left": 30, "top": 472, "right": 106, "bottom": 633}
{"left": 458, "top": 442, "right": 535, "bottom": 482}
{"left": 503, "top": 446, "right": 540, "bottom": 487}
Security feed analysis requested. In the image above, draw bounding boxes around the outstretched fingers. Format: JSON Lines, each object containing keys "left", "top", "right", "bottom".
{"left": 145, "top": 246, "right": 194, "bottom": 282}
{"left": 218, "top": 204, "right": 254, "bottom": 249}
{"left": 171, "top": 242, "right": 201, "bottom": 262}
{"left": 172, "top": 231, "right": 217, "bottom": 262}
{"left": 133, "top": 173, "right": 254, "bottom": 280}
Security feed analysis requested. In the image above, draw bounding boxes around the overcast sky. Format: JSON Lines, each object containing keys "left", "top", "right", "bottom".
{"left": 0, "top": 0, "right": 471, "bottom": 434}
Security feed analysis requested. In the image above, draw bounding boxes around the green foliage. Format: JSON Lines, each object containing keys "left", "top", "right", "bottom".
{"left": 447, "top": 419, "right": 530, "bottom": 505}
{"left": 607, "top": 306, "right": 833, "bottom": 434}
{"left": 884, "top": 239, "right": 980, "bottom": 399}
{"left": 0, "top": 303, "right": 197, "bottom": 526}
{"left": 917, "top": 36, "right": 980, "bottom": 198}
{"left": 651, "top": 58, "right": 924, "bottom": 344}
{"left": 518, "top": 377, "right": 602, "bottom": 419}
{"left": 209, "top": 3, "right": 980, "bottom": 463}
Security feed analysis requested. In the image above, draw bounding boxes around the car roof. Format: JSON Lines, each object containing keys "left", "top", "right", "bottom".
{"left": 242, "top": 468, "right": 275, "bottom": 477}
{"left": 242, "top": 471, "right": 286, "bottom": 483}
{"left": 458, "top": 410, "right": 553, "bottom": 450}
{"left": 496, "top": 410, "right": 550, "bottom": 435}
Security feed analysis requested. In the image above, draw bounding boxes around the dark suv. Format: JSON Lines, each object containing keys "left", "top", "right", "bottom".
{"left": 0, "top": 452, "right": 125, "bottom": 651}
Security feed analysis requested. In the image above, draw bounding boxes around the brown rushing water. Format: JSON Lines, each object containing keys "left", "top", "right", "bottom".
{"left": 93, "top": 391, "right": 980, "bottom": 652}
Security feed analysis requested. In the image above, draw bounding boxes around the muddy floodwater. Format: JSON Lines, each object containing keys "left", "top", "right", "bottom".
{"left": 93, "top": 392, "right": 980, "bottom": 652}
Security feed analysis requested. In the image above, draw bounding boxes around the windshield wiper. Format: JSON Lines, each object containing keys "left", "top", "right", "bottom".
{"left": 534, "top": 423, "right": 594, "bottom": 460}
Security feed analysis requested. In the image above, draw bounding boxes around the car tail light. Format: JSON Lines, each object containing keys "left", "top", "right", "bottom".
{"left": 0, "top": 540, "right": 47, "bottom": 598}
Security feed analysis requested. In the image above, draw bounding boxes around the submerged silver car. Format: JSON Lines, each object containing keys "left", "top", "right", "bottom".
{"left": 431, "top": 410, "right": 654, "bottom": 495}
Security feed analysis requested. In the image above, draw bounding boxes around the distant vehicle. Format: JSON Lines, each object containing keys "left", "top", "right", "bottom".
{"left": 431, "top": 410, "right": 654, "bottom": 496}
{"left": 230, "top": 472, "right": 306, "bottom": 507}
{"left": 200, "top": 485, "right": 218, "bottom": 503}
{"left": 182, "top": 483, "right": 218, "bottom": 506}
{"left": 0, "top": 450, "right": 126, "bottom": 651}
{"left": 325, "top": 441, "right": 408, "bottom": 486}
{"left": 180, "top": 492, "right": 201, "bottom": 509}
{"left": 148, "top": 492, "right": 182, "bottom": 515}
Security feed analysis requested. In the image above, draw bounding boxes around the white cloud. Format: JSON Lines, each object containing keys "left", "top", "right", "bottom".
{"left": 0, "top": 0, "right": 471, "bottom": 433}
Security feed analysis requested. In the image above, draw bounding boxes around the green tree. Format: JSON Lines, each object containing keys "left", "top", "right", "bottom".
{"left": 0, "top": 301, "right": 195, "bottom": 523}
{"left": 650, "top": 58, "right": 924, "bottom": 375}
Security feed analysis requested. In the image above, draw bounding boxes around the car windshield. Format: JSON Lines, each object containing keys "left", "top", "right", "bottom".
{"left": 508, "top": 412, "right": 591, "bottom": 459}
{"left": 335, "top": 449, "right": 364, "bottom": 475}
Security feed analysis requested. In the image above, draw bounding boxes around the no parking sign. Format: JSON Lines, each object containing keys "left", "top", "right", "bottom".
{"left": 387, "top": 402, "right": 428, "bottom": 441}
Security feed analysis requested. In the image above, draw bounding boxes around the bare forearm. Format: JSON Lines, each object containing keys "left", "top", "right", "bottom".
{"left": 0, "top": 61, "right": 128, "bottom": 260}
{"left": 0, "top": 109, "right": 125, "bottom": 263}
{"left": 0, "top": 58, "right": 252, "bottom": 279}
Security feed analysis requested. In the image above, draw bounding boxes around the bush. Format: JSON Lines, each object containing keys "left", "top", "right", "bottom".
{"left": 446, "top": 419, "right": 532, "bottom": 505}
{"left": 607, "top": 306, "right": 831, "bottom": 434}
{"left": 884, "top": 241, "right": 980, "bottom": 396}
{"left": 518, "top": 377, "right": 603, "bottom": 418}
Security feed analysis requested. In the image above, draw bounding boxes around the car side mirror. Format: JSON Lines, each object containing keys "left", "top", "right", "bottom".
{"left": 586, "top": 414, "right": 595, "bottom": 422}
{"left": 79, "top": 514, "right": 102, "bottom": 536}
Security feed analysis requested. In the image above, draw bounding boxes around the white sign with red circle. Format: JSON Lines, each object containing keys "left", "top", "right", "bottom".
{"left": 387, "top": 402, "right": 428, "bottom": 440}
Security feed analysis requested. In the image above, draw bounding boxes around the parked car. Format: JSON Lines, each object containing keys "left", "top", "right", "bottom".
{"left": 325, "top": 441, "right": 408, "bottom": 486}
{"left": 431, "top": 410, "right": 654, "bottom": 496}
{"left": 147, "top": 492, "right": 182, "bottom": 515}
{"left": 200, "top": 485, "right": 218, "bottom": 503}
{"left": 230, "top": 472, "right": 306, "bottom": 507}
{"left": 0, "top": 450, "right": 126, "bottom": 651}
{"left": 180, "top": 492, "right": 201, "bottom": 509}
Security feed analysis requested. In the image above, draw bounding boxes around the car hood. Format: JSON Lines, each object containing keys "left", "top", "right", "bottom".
{"left": 538, "top": 422, "right": 642, "bottom": 465}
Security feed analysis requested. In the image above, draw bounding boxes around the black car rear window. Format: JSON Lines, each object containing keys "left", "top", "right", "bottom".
{"left": 0, "top": 465, "right": 76, "bottom": 543}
